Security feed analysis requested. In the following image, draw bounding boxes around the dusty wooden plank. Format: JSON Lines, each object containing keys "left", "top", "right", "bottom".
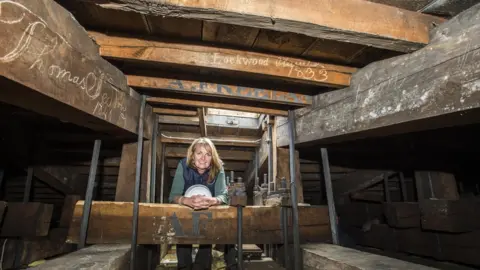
{"left": 1, "top": 202, "right": 53, "bottom": 237}
{"left": 33, "top": 167, "right": 75, "bottom": 194}
{"left": 153, "top": 107, "right": 197, "bottom": 116}
{"left": 167, "top": 159, "right": 248, "bottom": 172}
{"left": 129, "top": 76, "right": 313, "bottom": 106}
{"left": 383, "top": 202, "right": 420, "bottom": 228}
{"left": 414, "top": 171, "right": 459, "bottom": 200}
{"left": 82, "top": 0, "right": 444, "bottom": 52}
{"left": 277, "top": 148, "right": 303, "bottom": 203}
{"left": 302, "top": 243, "right": 437, "bottom": 270}
{"left": 115, "top": 141, "right": 151, "bottom": 202}
{"left": 158, "top": 115, "right": 199, "bottom": 126}
{"left": 67, "top": 201, "right": 331, "bottom": 244}
{"left": 198, "top": 107, "right": 207, "bottom": 137}
{"left": 0, "top": 228, "right": 73, "bottom": 269}
{"left": 0, "top": 0, "right": 153, "bottom": 139}
{"left": 148, "top": 97, "right": 288, "bottom": 116}
{"left": 91, "top": 31, "right": 355, "bottom": 88}
{"left": 277, "top": 4, "right": 480, "bottom": 146}
{"left": 420, "top": 198, "right": 480, "bottom": 232}
{"left": 160, "top": 131, "right": 260, "bottom": 147}
{"left": 32, "top": 244, "right": 131, "bottom": 270}
{"left": 60, "top": 195, "right": 81, "bottom": 228}
{"left": 166, "top": 146, "right": 254, "bottom": 161}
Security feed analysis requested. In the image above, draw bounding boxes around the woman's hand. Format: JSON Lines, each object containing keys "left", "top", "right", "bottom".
{"left": 182, "top": 195, "right": 218, "bottom": 210}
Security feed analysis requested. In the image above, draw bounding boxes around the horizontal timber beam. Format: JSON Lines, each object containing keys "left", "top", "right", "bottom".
{"left": 277, "top": 4, "right": 480, "bottom": 146}
{"left": 66, "top": 201, "right": 331, "bottom": 244}
{"left": 153, "top": 108, "right": 197, "bottom": 116}
{"left": 147, "top": 97, "right": 288, "bottom": 116}
{"left": 82, "top": 0, "right": 444, "bottom": 52}
{"left": 0, "top": 0, "right": 152, "bottom": 139}
{"left": 160, "top": 132, "right": 259, "bottom": 147}
{"left": 166, "top": 146, "right": 254, "bottom": 161}
{"left": 129, "top": 76, "right": 313, "bottom": 106}
{"left": 90, "top": 31, "right": 355, "bottom": 88}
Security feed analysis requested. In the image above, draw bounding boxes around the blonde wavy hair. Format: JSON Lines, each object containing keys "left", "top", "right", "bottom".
{"left": 186, "top": 137, "right": 223, "bottom": 183}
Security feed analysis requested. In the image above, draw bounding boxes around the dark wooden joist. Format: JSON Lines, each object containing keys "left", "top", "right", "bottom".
{"left": 153, "top": 107, "right": 197, "bottom": 116}
{"left": 0, "top": 0, "right": 153, "bottom": 139}
{"left": 67, "top": 201, "right": 331, "bottom": 244}
{"left": 148, "top": 97, "right": 288, "bottom": 116}
{"left": 165, "top": 146, "right": 254, "bottom": 161}
{"left": 160, "top": 132, "right": 259, "bottom": 147}
{"left": 82, "top": 0, "right": 443, "bottom": 52}
{"left": 129, "top": 76, "right": 313, "bottom": 106}
{"left": 90, "top": 31, "right": 355, "bottom": 88}
{"left": 198, "top": 107, "right": 207, "bottom": 137}
{"left": 33, "top": 167, "right": 75, "bottom": 195}
{"left": 277, "top": 4, "right": 480, "bottom": 147}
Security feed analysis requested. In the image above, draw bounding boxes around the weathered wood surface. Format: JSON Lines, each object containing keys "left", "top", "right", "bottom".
{"left": 91, "top": 31, "right": 355, "bottom": 88}
{"left": 166, "top": 146, "right": 254, "bottom": 161}
{"left": 148, "top": 96, "right": 288, "bottom": 116}
{"left": 414, "top": 171, "right": 459, "bottom": 200}
{"left": 420, "top": 198, "right": 480, "bottom": 232}
{"left": 383, "top": 202, "right": 420, "bottom": 228}
{"left": 33, "top": 167, "right": 75, "bottom": 194}
{"left": 153, "top": 108, "right": 197, "bottom": 116}
{"left": 59, "top": 195, "right": 81, "bottom": 228}
{"left": 115, "top": 141, "right": 151, "bottom": 202}
{"left": 82, "top": 0, "right": 444, "bottom": 52}
{"left": 1, "top": 228, "right": 72, "bottom": 269}
{"left": 0, "top": 0, "right": 153, "bottom": 138}
{"left": 198, "top": 107, "right": 207, "bottom": 137}
{"left": 161, "top": 132, "right": 259, "bottom": 147}
{"left": 67, "top": 201, "right": 331, "bottom": 244}
{"left": 277, "top": 148, "right": 303, "bottom": 203}
{"left": 31, "top": 244, "right": 131, "bottom": 270}
{"left": 277, "top": 3, "right": 480, "bottom": 146}
{"left": 129, "top": 76, "right": 313, "bottom": 106}
{"left": 1, "top": 202, "right": 53, "bottom": 237}
{"left": 302, "top": 243, "right": 437, "bottom": 270}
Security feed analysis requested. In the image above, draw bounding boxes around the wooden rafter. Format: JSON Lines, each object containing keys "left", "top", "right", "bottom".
{"left": 160, "top": 132, "right": 259, "bottom": 147}
{"left": 128, "top": 76, "right": 313, "bottom": 106}
{"left": 147, "top": 97, "right": 288, "bottom": 116}
{"left": 82, "top": 0, "right": 444, "bottom": 52}
{"left": 0, "top": 0, "right": 153, "bottom": 139}
{"left": 90, "top": 31, "right": 356, "bottom": 88}
{"left": 153, "top": 108, "right": 197, "bottom": 116}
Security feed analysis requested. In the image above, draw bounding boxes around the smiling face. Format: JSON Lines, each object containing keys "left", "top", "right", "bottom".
{"left": 193, "top": 144, "right": 212, "bottom": 173}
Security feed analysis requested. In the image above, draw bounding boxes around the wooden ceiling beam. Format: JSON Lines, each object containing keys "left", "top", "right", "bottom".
{"left": 153, "top": 108, "right": 197, "bottom": 116}
{"left": 128, "top": 76, "right": 313, "bottom": 106}
{"left": 90, "top": 31, "right": 355, "bottom": 88}
{"left": 165, "top": 146, "right": 254, "bottom": 161}
{"left": 82, "top": 0, "right": 444, "bottom": 52}
{"left": 147, "top": 97, "right": 288, "bottom": 116}
{"left": 0, "top": 1, "right": 153, "bottom": 139}
{"left": 160, "top": 131, "right": 259, "bottom": 147}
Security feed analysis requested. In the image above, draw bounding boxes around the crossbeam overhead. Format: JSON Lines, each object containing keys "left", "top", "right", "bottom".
{"left": 0, "top": 0, "right": 153, "bottom": 139}
{"left": 90, "top": 32, "right": 356, "bottom": 88}
{"left": 129, "top": 76, "right": 313, "bottom": 106}
{"left": 147, "top": 97, "right": 288, "bottom": 116}
{"left": 82, "top": 0, "right": 444, "bottom": 52}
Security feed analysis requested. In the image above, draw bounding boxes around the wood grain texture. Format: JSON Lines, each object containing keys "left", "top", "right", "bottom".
{"left": 302, "top": 243, "right": 437, "bottom": 270}
{"left": 1, "top": 202, "right": 53, "bottom": 237}
{"left": 128, "top": 76, "right": 313, "bottom": 106}
{"left": 166, "top": 146, "right": 254, "bottom": 161}
{"left": 91, "top": 31, "right": 355, "bottom": 88}
{"left": 66, "top": 201, "right": 331, "bottom": 244}
{"left": 0, "top": 0, "right": 152, "bottom": 138}
{"left": 277, "top": 3, "right": 480, "bottom": 146}
{"left": 81, "top": 0, "right": 444, "bottom": 52}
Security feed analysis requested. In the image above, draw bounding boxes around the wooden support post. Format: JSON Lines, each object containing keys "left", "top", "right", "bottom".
{"left": 66, "top": 201, "right": 331, "bottom": 245}
{"left": 198, "top": 107, "right": 207, "bottom": 137}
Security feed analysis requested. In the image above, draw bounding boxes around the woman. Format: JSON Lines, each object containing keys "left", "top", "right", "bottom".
{"left": 168, "top": 137, "right": 233, "bottom": 270}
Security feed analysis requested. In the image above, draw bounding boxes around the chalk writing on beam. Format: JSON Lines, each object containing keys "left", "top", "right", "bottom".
{"left": 169, "top": 211, "right": 213, "bottom": 238}
{"left": 0, "top": 0, "right": 129, "bottom": 127}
